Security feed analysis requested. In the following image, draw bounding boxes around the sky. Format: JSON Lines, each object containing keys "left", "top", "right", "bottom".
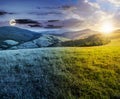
{"left": 0, "top": 0, "right": 120, "bottom": 32}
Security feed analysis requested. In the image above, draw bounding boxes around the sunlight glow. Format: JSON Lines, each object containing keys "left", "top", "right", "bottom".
{"left": 100, "top": 22, "right": 114, "bottom": 34}
{"left": 9, "top": 19, "right": 16, "bottom": 26}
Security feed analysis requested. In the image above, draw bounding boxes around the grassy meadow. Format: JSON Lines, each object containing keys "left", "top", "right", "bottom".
{"left": 56, "top": 46, "right": 120, "bottom": 98}
{"left": 0, "top": 33, "right": 120, "bottom": 98}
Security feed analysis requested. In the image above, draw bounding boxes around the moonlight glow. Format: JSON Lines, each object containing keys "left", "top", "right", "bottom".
{"left": 100, "top": 22, "right": 114, "bottom": 34}
{"left": 9, "top": 19, "right": 16, "bottom": 26}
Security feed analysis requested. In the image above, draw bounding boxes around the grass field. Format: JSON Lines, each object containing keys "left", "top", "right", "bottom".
{"left": 56, "top": 46, "right": 120, "bottom": 98}
{"left": 0, "top": 35, "right": 120, "bottom": 98}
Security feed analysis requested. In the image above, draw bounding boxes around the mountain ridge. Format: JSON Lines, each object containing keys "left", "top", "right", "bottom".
{"left": 52, "top": 29, "right": 100, "bottom": 39}
{"left": 0, "top": 26, "right": 41, "bottom": 42}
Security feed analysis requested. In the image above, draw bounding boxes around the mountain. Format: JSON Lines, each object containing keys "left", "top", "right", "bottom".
{"left": 0, "top": 26, "right": 41, "bottom": 42}
{"left": 53, "top": 29, "right": 100, "bottom": 40}
{"left": 0, "top": 26, "right": 69, "bottom": 50}
{"left": 10, "top": 35, "right": 69, "bottom": 49}
{"left": 1, "top": 26, "right": 116, "bottom": 49}
{"left": 61, "top": 34, "right": 110, "bottom": 47}
{"left": 0, "top": 26, "right": 41, "bottom": 49}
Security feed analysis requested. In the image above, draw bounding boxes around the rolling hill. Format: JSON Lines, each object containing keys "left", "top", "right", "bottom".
{"left": 53, "top": 29, "right": 99, "bottom": 40}
{"left": 0, "top": 26, "right": 68, "bottom": 49}
{"left": 10, "top": 35, "right": 69, "bottom": 49}
{"left": 0, "top": 26, "right": 120, "bottom": 50}
{"left": 60, "top": 29, "right": 120, "bottom": 47}
{"left": 0, "top": 26, "right": 41, "bottom": 42}
{"left": 105, "top": 29, "right": 120, "bottom": 46}
{"left": 61, "top": 34, "right": 110, "bottom": 47}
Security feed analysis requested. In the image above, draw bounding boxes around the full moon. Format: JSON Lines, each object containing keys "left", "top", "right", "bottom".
{"left": 100, "top": 22, "right": 114, "bottom": 34}
{"left": 9, "top": 19, "right": 16, "bottom": 26}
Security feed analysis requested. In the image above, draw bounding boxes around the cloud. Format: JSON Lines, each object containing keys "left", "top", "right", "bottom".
{"left": 25, "top": 19, "right": 83, "bottom": 29}
{"left": 0, "top": 10, "right": 16, "bottom": 16}
{"left": 110, "top": 9, "right": 120, "bottom": 28}
{"left": 15, "top": 19, "right": 42, "bottom": 28}
{"left": 28, "top": 24, "right": 42, "bottom": 27}
{"left": 47, "top": 20, "right": 60, "bottom": 22}
{"left": 85, "top": 0, "right": 100, "bottom": 8}
{"left": 59, "top": 0, "right": 102, "bottom": 30}
{"left": 61, "top": 0, "right": 119, "bottom": 31}
{"left": 15, "top": 19, "right": 40, "bottom": 24}
{"left": 0, "top": 11, "right": 7, "bottom": 15}
{"left": 29, "top": 12, "right": 62, "bottom": 15}
{"left": 61, "top": 5, "right": 77, "bottom": 11}
{"left": 33, "top": 0, "right": 120, "bottom": 31}
{"left": 43, "top": 18, "right": 83, "bottom": 29}
{"left": 75, "top": 0, "right": 100, "bottom": 17}
{"left": 62, "top": 18, "right": 84, "bottom": 29}
{"left": 107, "top": 0, "right": 120, "bottom": 6}
{"left": 36, "top": 6, "right": 60, "bottom": 10}
{"left": 1, "top": 0, "right": 119, "bottom": 31}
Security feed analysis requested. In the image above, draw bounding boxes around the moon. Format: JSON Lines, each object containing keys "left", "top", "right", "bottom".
{"left": 9, "top": 19, "right": 16, "bottom": 26}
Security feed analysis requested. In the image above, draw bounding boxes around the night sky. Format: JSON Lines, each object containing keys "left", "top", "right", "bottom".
{"left": 0, "top": 0, "right": 120, "bottom": 32}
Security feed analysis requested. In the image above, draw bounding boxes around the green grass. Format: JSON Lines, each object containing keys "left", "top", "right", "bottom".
{"left": 46, "top": 46, "right": 120, "bottom": 98}
{"left": 0, "top": 37, "right": 120, "bottom": 98}
{"left": 105, "top": 38, "right": 120, "bottom": 46}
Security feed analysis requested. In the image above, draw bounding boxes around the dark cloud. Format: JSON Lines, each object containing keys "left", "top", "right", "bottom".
{"left": 61, "top": 18, "right": 84, "bottom": 28}
{"left": 29, "top": 11, "right": 62, "bottom": 15}
{"left": 28, "top": 24, "right": 42, "bottom": 27}
{"left": 15, "top": 19, "right": 42, "bottom": 28}
{"left": 43, "top": 18, "right": 83, "bottom": 29}
{"left": 0, "top": 11, "right": 7, "bottom": 15}
{"left": 47, "top": 20, "right": 60, "bottom": 22}
{"left": 36, "top": 6, "right": 60, "bottom": 9}
{"left": 45, "top": 25, "right": 63, "bottom": 29}
{"left": 8, "top": 12, "right": 16, "bottom": 14}
{"left": 15, "top": 19, "right": 39, "bottom": 24}
{"left": 0, "top": 10, "right": 16, "bottom": 16}
{"left": 61, "top": 5, "right": 75, "bottom": 10}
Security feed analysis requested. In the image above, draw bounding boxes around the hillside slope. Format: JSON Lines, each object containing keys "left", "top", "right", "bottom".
{"left": 105, "top": 30, "right": 120, "bottom": 46}
{"left": 10, "top": 35, "right": 69, "bottom": 49}
{"left": 53, "top": 29, "right": 99, "bottom": 39}
{"left": 61, "top": 34, "right": 110, "bottom": 47}
{"left": 0, "top": 26, "right": 41, "bottom": 42}
{"left": 0, "top": 46, "right": 120, "bottom": 98}
{"left": 0, "top": 26, "right": 69, "bottom": 49}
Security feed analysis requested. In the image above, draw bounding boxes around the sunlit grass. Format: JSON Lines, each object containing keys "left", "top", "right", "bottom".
{"left": 50, "top": 46, "right": 120, "bottom": 98}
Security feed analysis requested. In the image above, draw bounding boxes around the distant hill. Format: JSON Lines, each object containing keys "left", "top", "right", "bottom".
{"left": 53, "top": 29, "right": 99, "bottom": 40}
{"left": 0, "top": 26, "right": 41, "bottom": 42}
{"left": 61, "top": 29, "right": 120, "bottom": 47}
{"left": 0, "top": 26, "right": 69, "bottom": 50}
{"left": 1, "top": 26, "right": 120, "bottom": 49}
{"left": 10, "top": 35, "right": 69, "bottom": 49}
{"left": 104, "top": 29, "right": 120, "bottom": 46}
{"left": 61, "top": 34, "right": 110, "bottom": 47}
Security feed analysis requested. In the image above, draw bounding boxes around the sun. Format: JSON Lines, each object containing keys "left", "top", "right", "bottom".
{"left": 100, "top": 22, "right": 114, "bottom": 34}
{"left": 9, "top": 19, "right": 16, "bottom": 26}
